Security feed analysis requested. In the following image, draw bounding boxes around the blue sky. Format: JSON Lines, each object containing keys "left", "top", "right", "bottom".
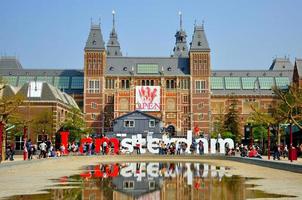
{"left": 0, "top": 0, "right": 301, "bottom": 69}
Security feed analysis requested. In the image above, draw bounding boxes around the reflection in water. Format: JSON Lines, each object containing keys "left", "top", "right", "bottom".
{"left": 6, "top": 162, "right": 295, "bottom": 200}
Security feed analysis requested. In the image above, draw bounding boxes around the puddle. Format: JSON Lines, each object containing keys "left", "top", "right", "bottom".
{"left": 4, "top": 162, "right": 296, "bottom": 200}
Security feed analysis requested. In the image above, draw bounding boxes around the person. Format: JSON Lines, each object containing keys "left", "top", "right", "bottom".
{"left": 60, "top": 144, "right": 65, "bottom": 156}
{"left": 273, "top": 143, "right": 280, "bottom": 160}
{"left": 102, "top": 141, "right": 107, "bottom": 155}
{"left": 39, "top": 141, "right": 47, "bottom": 159}
{"left": 26, "top": 139, "right": 33, "bottom": 160}
{"left": 282, "top": 145, "right": 288, "bottom": 159}
{"left": 198, "top": 140, "right": 204, "bottom": 155}
{"left": 136, "top": 140, "right": 141, "bottom": 154}
{"left": 176, "top": 142, "right": 181, "bottom": 155}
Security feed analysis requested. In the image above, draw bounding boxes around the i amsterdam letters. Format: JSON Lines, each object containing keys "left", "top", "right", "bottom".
{"left": 60, "top": 130, "right": 235, "bottom": 155}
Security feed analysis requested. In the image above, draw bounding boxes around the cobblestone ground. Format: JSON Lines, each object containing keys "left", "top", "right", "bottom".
{"left": 0, "top": 155, "right": 302, "bottom": 199}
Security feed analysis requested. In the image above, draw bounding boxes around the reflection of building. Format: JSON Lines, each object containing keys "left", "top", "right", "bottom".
{"left": 1, "top": 14, "right": 299, "bottom": 136}
{"left": 1, "top": 81, "right": 79, "bottom": 149}
{"left": 112, "top": 110, "right": 161, "bottom": 137}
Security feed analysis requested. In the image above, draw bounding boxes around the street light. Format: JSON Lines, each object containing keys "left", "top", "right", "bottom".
{"left": 289, "top": 119, "right": 293, "bottom": 162}
{"left": 267, "top": 124, "right": 270, "bottom": 160}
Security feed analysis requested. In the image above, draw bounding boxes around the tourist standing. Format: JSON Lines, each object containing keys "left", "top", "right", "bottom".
{"left": 198, "top": 140, "right": 204, "bottom": 155}
{"left": 39, "top": 141, "right": 47, "bottom": 158}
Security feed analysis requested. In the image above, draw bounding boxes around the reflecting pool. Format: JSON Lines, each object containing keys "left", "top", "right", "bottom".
{"left": 5, "top": 162, "right": 295, "bottom": 200}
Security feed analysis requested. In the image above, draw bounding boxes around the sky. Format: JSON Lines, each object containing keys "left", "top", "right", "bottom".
{"left": 0, "top": 0, "right": 302, "bottom": 70}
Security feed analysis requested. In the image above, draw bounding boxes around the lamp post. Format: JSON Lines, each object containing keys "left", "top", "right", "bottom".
{"left": 23, "top": 126, "right": 28, "bottom": 160}
{"left": 0, "top": 121, "right": 3, "bottom": 162}
{"left": 289, "top": 119, "right": 293, "bottom": 162}
{"left": 267, "top": 124, "right": 270, "bottom": 160}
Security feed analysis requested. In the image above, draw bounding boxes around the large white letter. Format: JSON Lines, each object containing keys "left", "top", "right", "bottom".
{"left": 218, "top": 138, "right": 234, "bottom": 154}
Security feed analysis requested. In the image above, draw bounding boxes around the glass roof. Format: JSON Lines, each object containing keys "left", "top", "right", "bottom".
{"left": 137, "top": 64, "right": 158, "bottom": 74}
{"left": 225, "top": 77, "right": 241, "bottom": 89}
{"left": 258, "top": 77, "right": 274, "bottom": 89}
{"left": 210, "top": 77, "right": 224, "bottom": 89}
{"left": 242, "top": 77, "right": 257, "bottom": 90}
{"left": 275, "top": 77, "right": 290, "bottom": 88}
{"left": 36, "top": 76, "right": 54, "bottom": 85}
{"left": 71, "top": 77, "right": 84, "bottom": 89}
{"left": 18, "top": 76, "right": 35, "bottom": 86}
{"left": 54, "top": 76, "right": 70, "bottom": 89}
{"left": 2, "top": 76, "right": 18, "bottom": 86}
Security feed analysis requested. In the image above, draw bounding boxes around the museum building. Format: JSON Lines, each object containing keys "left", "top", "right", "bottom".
{"left": 1, "top": 13, "right": 300, "bottom": 137}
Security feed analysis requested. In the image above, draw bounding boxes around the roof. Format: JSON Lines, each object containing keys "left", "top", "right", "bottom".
{"left": 211, "top": 69, "right": 293, "bottom": 96}
{"left": 106, "top": 57, "right": 189, "bottom": 76}
{"left": 84, "top": 24, "right": 105, "bottom": 51}
{"left": 0, "top": 56, "right": 23, "bottom": 69}
{"left": 190, "top": 25, "right": 210, "bottom": 51}
{"left": 294, "top": 58, "right": 302, "bottom": 77}
{"left": 269, "top": 57, "right": 293, "bottom": 70}
{"left": 114, "top": 110, "right": 161, "bottom": 121}
{"left": 15, "top": 81, "right": 79, "bottom": 108}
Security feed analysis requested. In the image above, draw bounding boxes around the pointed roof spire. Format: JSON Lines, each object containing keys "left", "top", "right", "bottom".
{"left": 190, "top": 22, "right": 210, "bottom": 52}
{"left": 179, "top": 11, "right": 183, "bottom": 30}
{"left": 85, "top": 20, "right": 105, "bottom": 51}
{"left": 107, "top": 10, "right": 122, "bottom": 56}
{"left": 112, "top": 10, "right": 116, "bottom": 30}
{"left": 173, "top": 11, "right": 188, "bottom": 57}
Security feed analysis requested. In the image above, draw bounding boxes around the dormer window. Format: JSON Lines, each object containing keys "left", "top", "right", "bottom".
{"left": 123, "top": 67, "right": 128, "bottom": 71}
{"left": 198, "top": 41, "right": 202, "bottom": 46}
{"left": 92, "top": 40, "right": 96, "bottom": 45}
{"left": 167, "top": 67, "right": 172, "bottom": 71}
{"left": 109, "top": 66, "right": 114, "bottom": 71}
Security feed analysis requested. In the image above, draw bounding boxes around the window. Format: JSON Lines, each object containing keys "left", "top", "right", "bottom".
{"left": 180, "top": 79, "right": 190, "bottom": 89}
{"left": 141, "top": 79, "right": 155, "bottom": 86}
{"left": 198, "top": 114, "right": 203, "bottom": 120}
{"left": 166, "top": 79, "right": 176, "bottom": 89}
{"left": 2, "top": 76, "right": 18, "bottom": 86}
{"left": 106, "top": 95, "right": 114, "bottom": 104}
{"left": 91, "top": 102, "right": 97, "bottom": 109}
{"left": 241, "top": 77, "right": 257, "bottom": 90}
{"left": 105, "top": 78, "right": 115, "bottom": 89}
{"left": 183, "top": 95, "right": 189, "bottom": 103}
{"left": 54, "top": 76, "right": 70, "bottom": 89}
{"left": 18, "top": 76, "right": 35, "bottom": 86}
{"left": 123, "top": 181, "right": 134, "bottom": 189}
{"left": 183, "top": 106, "right": 189, "bottom": 114}
{"left": 210, "top": 77, "right": 224, "bottom": 89}
{"left": 91, "top": 113, "right": 96, "bottom": 120}
{"left": 198, "top": 103, "right": 204, "bottom": 109}
{"left": 195, "top": 80, "right": 206, "bottom": 93}
{"left": 121, "top": 79, "right": 130, "bottom": 89}
{"left": 124, "top": 120, "right": 135, "bottom": 128}
{"left": 36, "top": 76, "right": 54, "bottom": 85}
{"left": 14, "top": 136, "right": 24, "bottom": 150}
{"left": 225, "top": 77, "right": 241, "bottom": 89}
{"left": 88, "top": 80, "right": 100, "bottom": 93}
{"left": 258, "top": 77, "right": 274, "bottom": 90}
{"left": 137, "top": 64, "right": 158, "bottom": 74}
{"left": 275, "top": 77, "right": 290, "bottom": 88}
{"left": 149, "top": 181, "right": 156, "bottom": 190}
{"left": 71, "top": 77, "right": 84, "bottom": 89}
{"left": 149, "top": 120, "right": 155, "bottom": 128}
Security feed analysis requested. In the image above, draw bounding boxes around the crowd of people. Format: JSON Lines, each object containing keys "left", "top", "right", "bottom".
{"left": 3, "top": 136, "right": 302, "bottom": 161}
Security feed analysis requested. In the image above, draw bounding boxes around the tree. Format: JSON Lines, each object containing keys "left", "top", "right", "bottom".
{"left": 0, "top": 80, "right": 25, "bottom": 161}
{"left": 272, "top": 85, "right": 302, "bottom": 129}
{"left": 224, "top": 96, "right": 240, "bottom": 142}
{"left": 60, "top": 107, "right": 86, "bottom": 142}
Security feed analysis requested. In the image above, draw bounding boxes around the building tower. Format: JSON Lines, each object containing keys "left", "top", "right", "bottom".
{"left": 107, "top": 10, "right": 122, "bottom": 57}
{"left": 189, "top": 23, "right": 211, "bottom": 135}
{"left": 83, "top": 22, "right": 106, "bottom": 134}
{"left": 173, "top": 12, "right": 188, "bottom": 57}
